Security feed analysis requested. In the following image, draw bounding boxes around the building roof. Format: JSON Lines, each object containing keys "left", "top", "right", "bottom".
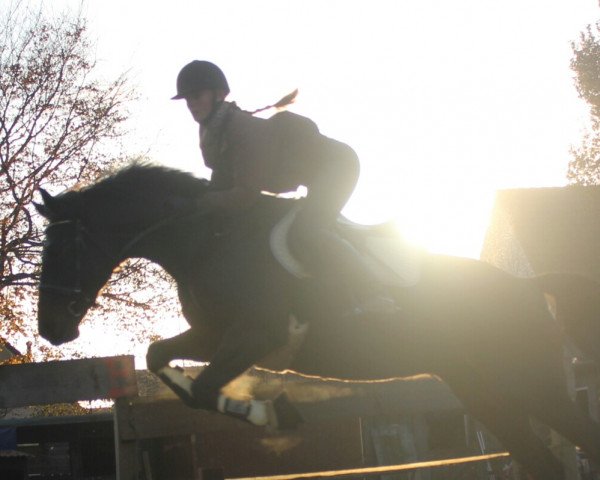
{"left": 482, "top": 185, "right": 600, "bottom": 280}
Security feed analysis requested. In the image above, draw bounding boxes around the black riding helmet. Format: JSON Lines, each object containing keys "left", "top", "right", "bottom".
{"left": 171, "top": 60, "right": 230, "bottom": 100}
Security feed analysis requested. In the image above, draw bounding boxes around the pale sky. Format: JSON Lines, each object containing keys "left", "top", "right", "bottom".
{"left": 9, "top": 0, "right": 599, "bottom": 364}
{"left": 37, "top": 1, "right": 600, "bottom": 259}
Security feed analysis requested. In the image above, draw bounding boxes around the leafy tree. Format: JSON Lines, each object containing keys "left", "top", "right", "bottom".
{"left": 569, "top": 22, "right": 600, "bottom": 185}
{"left": 0, "top": 2, "right": 178, "bottom": 361}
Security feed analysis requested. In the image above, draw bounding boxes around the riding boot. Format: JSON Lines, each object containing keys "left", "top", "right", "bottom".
{"left": 326, "top": 231, "right": 403, "bottom": 319}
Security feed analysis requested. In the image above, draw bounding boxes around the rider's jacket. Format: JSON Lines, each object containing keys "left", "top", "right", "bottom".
{"left": 198, "top": 101, "right": 327, "bottom": 214}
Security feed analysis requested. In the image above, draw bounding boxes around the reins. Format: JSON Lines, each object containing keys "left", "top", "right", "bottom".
{"left": 118, "top": 214, "right": 186, "bottom": 257}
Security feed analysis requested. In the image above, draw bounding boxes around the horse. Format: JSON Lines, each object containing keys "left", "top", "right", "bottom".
{"left": 34, "top": 164, "right": 600, "bottom": 480}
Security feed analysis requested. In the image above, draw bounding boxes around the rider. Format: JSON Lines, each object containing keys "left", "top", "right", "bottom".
{"left": 172, "top": 60, "right": 397, "bottom": 319}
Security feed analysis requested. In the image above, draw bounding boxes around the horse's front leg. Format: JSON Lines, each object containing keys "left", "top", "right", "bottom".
{"left": 159, "top": 319, "right": 302, "bottom": 429}
{"left": 146, "top": 326, "right": 222, "bottom": 373}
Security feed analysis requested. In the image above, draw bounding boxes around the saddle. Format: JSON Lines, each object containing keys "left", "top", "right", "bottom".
{"left": 270, "top": 205, "right": 421, "bottom": 287}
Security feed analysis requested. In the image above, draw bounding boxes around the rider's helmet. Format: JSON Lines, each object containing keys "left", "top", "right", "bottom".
{"left": 171, "top": 60, "right": 230, "bottom": 100}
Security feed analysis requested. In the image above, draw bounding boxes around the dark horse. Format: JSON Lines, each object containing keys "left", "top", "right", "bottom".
{"left": 35, "top": 164, "right": 600, "bottom": 480}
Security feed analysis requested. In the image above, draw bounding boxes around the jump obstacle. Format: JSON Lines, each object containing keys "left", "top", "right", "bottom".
{"left": 0, "top": 355, "right": 511, "bottom": 480}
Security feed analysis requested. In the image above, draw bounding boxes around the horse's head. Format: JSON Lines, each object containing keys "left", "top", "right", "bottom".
{"left": 34, "top": 164, "right": 211, "bottom": 345}
{"left": 35, "top": 188, "right": 117, "bottom": 345}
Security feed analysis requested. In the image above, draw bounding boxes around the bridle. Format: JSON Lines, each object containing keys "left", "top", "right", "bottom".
{"left": 39, "top": 214, "right": 185, "bottom": 318}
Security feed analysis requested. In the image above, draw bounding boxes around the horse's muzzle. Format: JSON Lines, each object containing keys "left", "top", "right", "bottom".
{"left": 38, "top": 321, "right": 80, "bottom": 345}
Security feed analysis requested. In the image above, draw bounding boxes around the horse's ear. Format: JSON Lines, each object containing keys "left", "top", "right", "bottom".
{"left": 35, "top": 188, "right": 58, "bottom": 219}
{"left": 33, "top": 201, "right": 50, "bottom": 218}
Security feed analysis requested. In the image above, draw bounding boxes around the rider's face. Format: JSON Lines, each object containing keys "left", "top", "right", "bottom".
{"left": 186, "top": 90, "right": 224, "bottom": 124}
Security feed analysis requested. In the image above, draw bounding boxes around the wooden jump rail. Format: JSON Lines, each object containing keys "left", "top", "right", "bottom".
{"left": 0, "top": 355, "right": 137, "bottom": 408}
{"left": 1, "top": 356, "right": 508, "bottom": 480}
{"left": 228, "top": 453, "right": 511, "bottom": 480}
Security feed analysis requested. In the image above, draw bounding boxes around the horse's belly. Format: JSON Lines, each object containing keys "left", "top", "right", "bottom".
{"left": 289, "top": 315, "right": 431, "bottom": 381}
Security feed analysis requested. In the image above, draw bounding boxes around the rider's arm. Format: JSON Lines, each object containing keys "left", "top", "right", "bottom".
{"left": 198, "top": 113, "right": 275, "bottom": 215}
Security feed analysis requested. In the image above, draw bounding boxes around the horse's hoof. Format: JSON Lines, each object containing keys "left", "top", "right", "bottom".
{"left": 273, "top": 393, "right": 303, "bottom": 430}
{"left": 146, "top": 341, "right": 172, "bottom": 373}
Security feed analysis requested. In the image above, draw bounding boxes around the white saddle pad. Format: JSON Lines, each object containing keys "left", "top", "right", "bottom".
{"left": 270, "top": 207, "right": 421, "bottom": 287}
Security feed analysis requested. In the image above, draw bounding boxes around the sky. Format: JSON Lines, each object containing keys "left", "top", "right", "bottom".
{"left": 32, "top": 0, "right": 598, "bottom": 259}
{"left": 6, "top": 0, "right": 599, "bottom": 364}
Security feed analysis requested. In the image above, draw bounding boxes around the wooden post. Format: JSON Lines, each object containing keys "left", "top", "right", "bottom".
{"left": 114, "top": 397, "right": 139, "bottom": 480}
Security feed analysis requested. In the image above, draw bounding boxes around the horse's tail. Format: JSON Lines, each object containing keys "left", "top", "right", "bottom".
{"left": 532, "top": 272, "right": 600, "bottom": 364}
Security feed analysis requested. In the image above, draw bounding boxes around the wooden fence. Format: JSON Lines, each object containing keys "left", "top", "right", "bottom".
{"left": 0, "top": 356, "right": 511, "bottom": 480}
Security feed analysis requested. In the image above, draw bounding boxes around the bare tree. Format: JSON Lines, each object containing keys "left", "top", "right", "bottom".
{"left": 0, "top": 2, "right": 130, "bottom": 288}
{"left": 569, "top": 22, "right": 600, "bottom": 185}
{"left": 0, "top": 3, "right": 180, "bottom": 359}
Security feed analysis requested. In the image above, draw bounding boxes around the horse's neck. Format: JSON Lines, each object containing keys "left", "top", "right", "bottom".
{"left": 117, "top": 197, "right": 293, "bottom": 278}
{"left": 117, "top": 218, "right": 194, "bottom": 279}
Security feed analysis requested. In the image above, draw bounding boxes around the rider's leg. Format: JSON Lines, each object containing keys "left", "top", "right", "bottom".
{"left": 290, "top": 139, "right": 398, "bottom": 317}
{"left": 292, "top": 219, "right": 398, "bottom": 317}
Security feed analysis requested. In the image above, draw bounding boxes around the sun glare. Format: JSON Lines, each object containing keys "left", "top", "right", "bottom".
{"left": 343, "top": 166, "right": 497, "bottom": 259}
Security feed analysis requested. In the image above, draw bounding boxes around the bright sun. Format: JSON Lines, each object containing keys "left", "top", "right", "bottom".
{"left": 342, "top": 168, "right": 497, "bottom": 259}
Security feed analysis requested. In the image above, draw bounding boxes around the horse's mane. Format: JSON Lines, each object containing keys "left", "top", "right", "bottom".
{"left": 81, "top": 163, "right": 206, "bottom": 200}
{"left": 59, "top": 162, "right": 288, "bottom": 228}
{"left": 48, "top": 163, "right": 210, "bottom": 224}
